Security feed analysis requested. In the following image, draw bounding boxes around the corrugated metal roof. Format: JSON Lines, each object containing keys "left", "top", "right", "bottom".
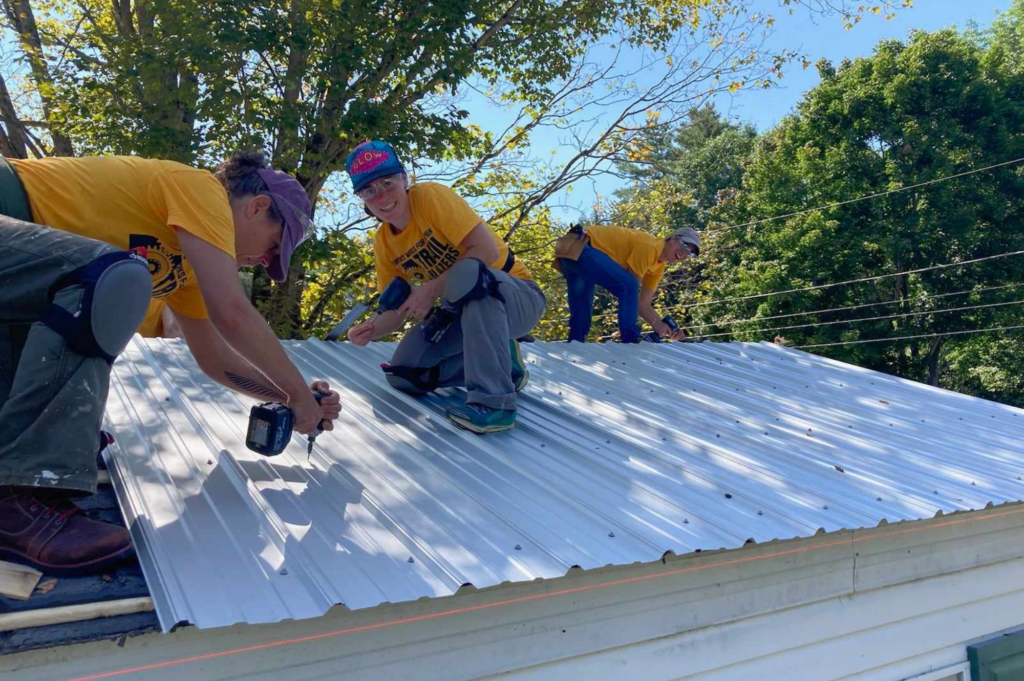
{"left": 103, "top": 338, "right": 1024, "bottom": 631}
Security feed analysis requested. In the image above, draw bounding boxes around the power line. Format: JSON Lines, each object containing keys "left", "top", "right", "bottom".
{"left": 663, "top": 248, "right": 1024, "bottom": 312}
{"left": 689, "top": 299, "right": 1024, "bottom": 341}
{"left": 682, "top": 282, "right": 1024, "bottom": 331}
{"left": 795, "top": 324, "right": 1024, "bottom": 349}
{"left": 706, "top": 156, "right": 1024, "bottom": 235}
{"left": 564, "top": 249, "right": 1024, "bottom": 324}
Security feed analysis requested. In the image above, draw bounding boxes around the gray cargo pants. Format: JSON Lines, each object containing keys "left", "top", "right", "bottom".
{"left": 387, "top": 259, "right": 546, "bottom": 411}
{"left": 0, "top": 218, "right": 140, "bottom": 495}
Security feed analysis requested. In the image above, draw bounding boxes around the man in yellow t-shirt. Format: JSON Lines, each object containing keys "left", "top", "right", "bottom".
{"left": 344, "top": 141, "right": 546, "bottom": 434}
{"left": 557, "top": 224, "right": 701, "bottom": 343}
{"left": 0, "top": 152, "right": 341, "bottom": 577}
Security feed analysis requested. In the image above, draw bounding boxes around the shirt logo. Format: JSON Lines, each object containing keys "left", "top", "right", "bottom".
{"left": 129, "top": 234, "right": 187, "bottom": 297}
{"left": 391, "top": 228, "right": 460, "bottom": 281}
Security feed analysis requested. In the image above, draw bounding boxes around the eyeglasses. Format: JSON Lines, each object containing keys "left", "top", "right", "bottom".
{"left": 355, "top": 174, "right": 403, "bottom": 201}
{"left": 268, "top": 193, "right": 317, "bottom": 247}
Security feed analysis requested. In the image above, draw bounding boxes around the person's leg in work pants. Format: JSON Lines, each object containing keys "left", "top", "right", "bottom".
{"left": 558, "top": 244, "right": 642, "bottom": 343}
{"left": 386, "top": 258, "right": 546, "bottom": 412}
{"left": 0, "top": 216, "right": 150, "bottom": 575}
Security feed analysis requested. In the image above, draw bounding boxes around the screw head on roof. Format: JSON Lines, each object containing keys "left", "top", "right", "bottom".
{"left": 683, "top": 519, "right": 690, "bottom": 524}
{"left": 725, "top": 493, "right": 733, "bottom": 499}
{"left": 514, "top": 544, "right": 522, "bottom": 551}
{"left": 876, "top": 497, "right": 883, "bottom": 502}
{"left": 207, "top": 459, "right": 214, "bottom": 465}
{"left": 934, "top": 490, "right": 939, "bottom": 494}
{"left": 823, "top": 505, "right": 829, "bottom": 510}
{"left": 408, "top": 557, "right": 415, "bottom": 564}
{"left": 757, "top": 510, "right": 763, "bottom": 516}
{"left": 608, "top": 532, "right": 615, "bottom": 538}
{"left": 279, "top": 568, "right": 288, "bottom": 576}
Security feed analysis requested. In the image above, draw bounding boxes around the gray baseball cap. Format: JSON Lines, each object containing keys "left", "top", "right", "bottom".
{"left": 670, "top": 227, "right": 701, "bottom": 256}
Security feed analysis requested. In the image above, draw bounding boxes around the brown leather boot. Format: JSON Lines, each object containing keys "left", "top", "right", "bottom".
{"left": 0, "top": 486, "right": 134, "bottom": 576}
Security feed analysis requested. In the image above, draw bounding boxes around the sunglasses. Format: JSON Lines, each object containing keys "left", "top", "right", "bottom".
{"left": 675, "top": 239, "right": 699, "bottom": 257}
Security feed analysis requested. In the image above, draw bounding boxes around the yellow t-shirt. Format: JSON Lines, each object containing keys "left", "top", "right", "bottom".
{"left": 10, "top": 156, "right": 235, "bottom": 319}
{"left": 137, "top": 300, "right": 167, "bottom": 337}
{"left": 586, "top": 225, "right": 667, "bottom": 290}
{"left": 372, "top": 182, "right": 531, "bottom": 291}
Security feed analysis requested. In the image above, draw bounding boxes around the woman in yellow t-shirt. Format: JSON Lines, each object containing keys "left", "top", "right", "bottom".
{"left": 0, "top": 151, "right": 341, "bottom": 577}
{"left": 557, "top": 224, "right": 701, "bottom": 343}
{"left": 344, "top": 141, "right": 546, "bottom": 434}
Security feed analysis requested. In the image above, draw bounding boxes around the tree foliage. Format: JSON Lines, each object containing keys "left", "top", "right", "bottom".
{"left": 608, "top": 11, "right": 1024, "bottom": 403}
{"left": 0, "top": 0, "right": 894, "bottom": 336}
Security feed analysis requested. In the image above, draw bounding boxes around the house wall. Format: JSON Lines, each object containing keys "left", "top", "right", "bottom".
{"left": 487, "top": 559, "right": 1024, "bottom": 681}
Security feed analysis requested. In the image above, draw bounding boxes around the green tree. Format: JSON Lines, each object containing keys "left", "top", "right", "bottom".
{"left": 0, "top": 0, "right": 906, "bottom": 338}
{"left": 695, "top": 16, "right": 1024, "bottom": 391}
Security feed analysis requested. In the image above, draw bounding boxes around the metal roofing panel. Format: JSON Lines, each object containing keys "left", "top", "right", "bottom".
{"left": 103, "top": 338, "right": 1024, "bottom": 631}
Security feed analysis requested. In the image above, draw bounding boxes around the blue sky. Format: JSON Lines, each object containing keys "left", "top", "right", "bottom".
{"left": 727, "top": 0, "right": 1010, "bottom": 131}
{"left": 441, "top": 0, "right": 1014, "bottom": 224}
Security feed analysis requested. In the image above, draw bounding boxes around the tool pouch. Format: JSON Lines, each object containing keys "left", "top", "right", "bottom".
{"left": 552, "top": 225, "right": 590, "bottom": 272}
{"left": 554, "top": 233, "right": 589, "bottom": 260}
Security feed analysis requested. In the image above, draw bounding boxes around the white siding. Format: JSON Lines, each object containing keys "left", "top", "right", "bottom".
{"left": 482, "top": 562, "right": 1014, "bottom": 681}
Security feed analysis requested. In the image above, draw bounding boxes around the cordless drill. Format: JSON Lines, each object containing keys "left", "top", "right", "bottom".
{"left": 642, "top": 315, "right": 680, "bottom": 343}
{"left": 246, "top": 391, "right": 329, "bottom": 457}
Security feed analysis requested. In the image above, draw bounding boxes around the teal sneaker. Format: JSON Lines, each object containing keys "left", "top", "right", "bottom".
{"left": 510, "top": 339, "right": 529, "bottom": 392}
{"left": 446, "top": 403, "right": 516, "bottom": 433}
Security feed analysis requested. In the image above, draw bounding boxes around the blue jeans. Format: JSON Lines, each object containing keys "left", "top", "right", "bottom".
{"left": 559, "top": 244, "right": 640, "bottom": 343}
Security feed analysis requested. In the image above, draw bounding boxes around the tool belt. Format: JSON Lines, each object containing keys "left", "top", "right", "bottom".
{"left": 501, "top": 247, "right": 516, "bottom": 273}
{"left": 552, "top": 224, "right": 589, "bottom": 272}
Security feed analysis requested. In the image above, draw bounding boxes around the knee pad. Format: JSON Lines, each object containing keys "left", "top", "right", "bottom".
{"left": 442, "top": 259, "right": 505, "bottom": 310}
{"left": 42, "top": 251, "right": 152, "bottom": 364}
{"left": 381, "top": 363, "right": 441, "bottom": 394}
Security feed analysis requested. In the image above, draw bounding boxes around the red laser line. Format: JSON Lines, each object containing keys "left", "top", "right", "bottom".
{"left": 55, "top": 506, "right": 1024, "bottom": 681}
